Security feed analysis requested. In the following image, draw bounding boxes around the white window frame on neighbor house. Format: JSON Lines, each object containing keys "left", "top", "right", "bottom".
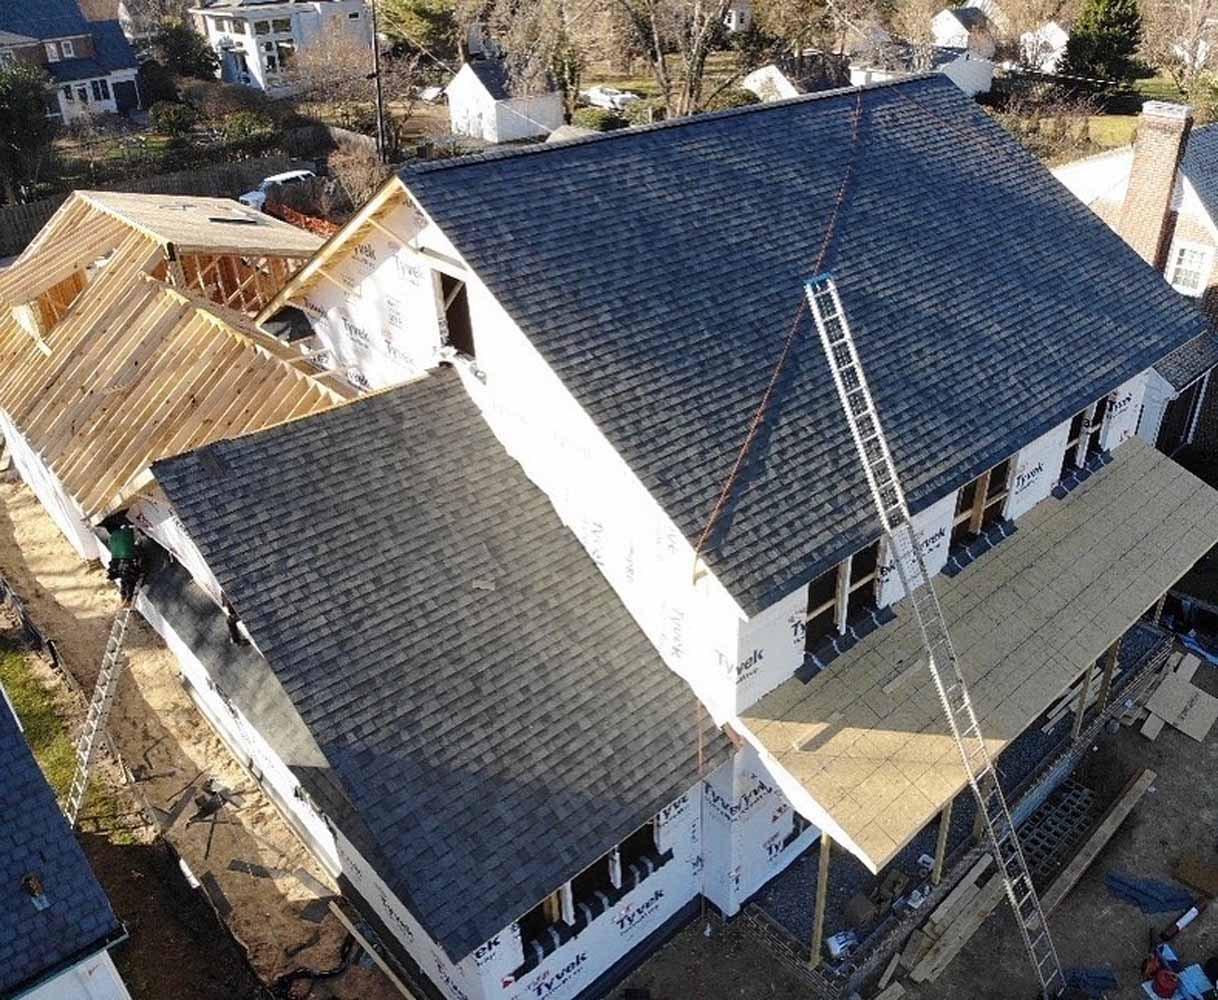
{"left": 61, "top": 39, "right": 75, "bottom": 58}
{"left": 45, "top": 41, "right": 60, "bottom": 61}
{"left": 91, "top": 79, "right": 110, "bottom": 101}
{"left": 1166, "top": 241, "right": 1214, "bottom": 297}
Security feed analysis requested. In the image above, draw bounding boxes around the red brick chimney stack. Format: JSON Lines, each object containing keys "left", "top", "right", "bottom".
{"left": 1118, "top": 101, "right": 1194, "bottom": 271}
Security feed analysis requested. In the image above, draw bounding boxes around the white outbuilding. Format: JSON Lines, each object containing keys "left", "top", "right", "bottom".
{"left": 446, "top": 60, "right": 565, "bottom": 144}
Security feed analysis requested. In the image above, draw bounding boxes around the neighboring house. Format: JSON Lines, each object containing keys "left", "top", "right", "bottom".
{"left": 2, "top": 683, "right": 131, "bottom": 1000}
{"left": 931, "top": 5, "right": 998, "bottom": 58}
{"left": 724, "top": 0, "right": 752, "bottom": 33}
{"left": 183, "top": 74, "right": 1218, "bottom": 999}
{"left": 190, "top": 0, "right": 371, "bottom": 93}
{"left": 740, "top": 57, "right": 850, "bottom": 102}
{"left": 0, "top": 0, "right": 141, "bottom": 121}
{"left": 1054, "top": 107, "right": 1218, "bottom": 457}
{"left": 849, "top": 43, "right": 995, "bottom": 97}
{"left": 1020, "top": 19, "right": 1070, "bottom": 72}
{"left": 446, "top": 59, "right": 564, "bottom": 144}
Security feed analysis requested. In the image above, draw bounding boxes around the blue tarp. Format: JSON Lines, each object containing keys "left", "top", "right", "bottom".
{"left": 1105, "top": 873, "right": 1195, "bottom": 914}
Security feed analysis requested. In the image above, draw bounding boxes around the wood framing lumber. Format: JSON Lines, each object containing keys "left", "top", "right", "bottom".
{"left": 877, "top": 951, "right": 901, "bottom": 991}
{"left": 1172, "top": 854, "right": 1218, "bottom": 899}
{"left": 932, "top": 798, "right": 953, "bottom": 886}
{"left": 811, "top": 833, "right": 832, "bottom": 968}
{"left": 898, "top": 928, "right": 934, "bottom": 972}
{"left": 1042, "top": 769, "right": 1157, "bottom": 915}
{"left": 1097, "top": 640, "right": 1122, "bottom": 711}
{"left": 328, "top": 902, "right": 419, "bottom": 1000}
{"left": 1140, "top": 713, "right": 1165, "bottom": 741}
{"left": 910, "top": 876, "right": 1006, "bottom": 983}
{"left": 927, "top": 856, "right": 991, "bottom": 931}
{"left": 1072, "top": 662, "right": 1094, "bottom": 740}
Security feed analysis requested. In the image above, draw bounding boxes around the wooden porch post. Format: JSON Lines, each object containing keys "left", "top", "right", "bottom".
{"left": 932, "top": 797, "right": 953, "bottom": 886}
{"left": 811, "top": 832, "right": 832, "bottom": 968}
{"left": 1071, "top": 665, "right": 1093, "bottom": 742}
{"left": 1097, "top": 639, "right": 1122, "bottom": 712}
{"left": 1153, "top": 594, "right": 1167, "bottom": 625}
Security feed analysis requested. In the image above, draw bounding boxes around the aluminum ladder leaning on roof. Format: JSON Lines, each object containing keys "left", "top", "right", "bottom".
{"left": 64, "top": 602, "right": 135, "bottom": 828}
{"left": 803, "top": 273, "right": 1066, "bottom": 999}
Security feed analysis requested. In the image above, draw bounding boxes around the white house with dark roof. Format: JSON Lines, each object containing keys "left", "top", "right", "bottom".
{"left": 0, "top": 0, "right": 141, "bottom": 120}
{"left": 931, "top": 5, "right": 997, "bottom": 58}
{"left": 1054, "top": 109, "right": 1218, "bottom": 458}
{"left": 190, "top": 0, "right": 371, "bottom": 92}
{"left": 446, "top": 60, "right": 564, "bottom": 144}
{"left": 1, "top": 682, "right": 130, "bottom": 1000}
{"left": 4, "top": 76, "right": 1218, "bottom": 1000}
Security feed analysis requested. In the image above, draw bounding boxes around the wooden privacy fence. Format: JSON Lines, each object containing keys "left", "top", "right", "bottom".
{"left": 0, "top": 157, "right": 310, "bottom": 258}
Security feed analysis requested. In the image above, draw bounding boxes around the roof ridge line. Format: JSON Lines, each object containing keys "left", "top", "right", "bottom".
{"left": 403, "top": 73, "right": 941, "bottom": 177}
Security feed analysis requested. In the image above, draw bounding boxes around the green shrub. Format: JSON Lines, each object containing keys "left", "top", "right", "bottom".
{"left": 702, "top": 87, "right": 760, "bottom": 112}
{"left": 623, "top": 97, "right": 664, "bottom": 126}
{"left": 572, "top": 107, "right": 626, "bottom": 131}
{"left": 220, "top": 110, "right": 278, "bottom": 153}
{"left": 150, "top": 100, "right": 197, "bottom": 136}
{"left": 178, "top": 77, "right": 272, "bottom": 122}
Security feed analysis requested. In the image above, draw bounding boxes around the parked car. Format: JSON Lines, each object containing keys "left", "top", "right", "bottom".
{"left": 579, "top": 85, "right": 641, "bottom": 111}
{"left": 238, "top": 169, "right": 317, "bottom": 211}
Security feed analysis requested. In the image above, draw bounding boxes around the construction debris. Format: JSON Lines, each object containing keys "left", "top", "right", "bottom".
{"left": 1145, "top": 669, "right": 1218, "bottom": 742}
{"left": 1042, "top": 769, "right": 1157, "bottom": 914}
{"left": 906, "top": 857, "right": 1005, "bottom": 984}
{"left": 1105, "top": 873, "right": 1196, "bottom": 914}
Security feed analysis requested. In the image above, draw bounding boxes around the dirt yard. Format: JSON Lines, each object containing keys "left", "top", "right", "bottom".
{"left": 920, "top": 661, "right": 1218, "bottom": 1000}
{"left": 0, "top": 471, "right": 396, "bottom": 1000}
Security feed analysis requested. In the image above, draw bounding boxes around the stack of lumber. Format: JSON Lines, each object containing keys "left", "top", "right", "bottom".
{"left": 899, "top": 856, "right": 1005, "bottom": 985}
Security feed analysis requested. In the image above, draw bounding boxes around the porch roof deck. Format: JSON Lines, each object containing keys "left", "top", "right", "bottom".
{"left": 741, "top": 438, "right": 1218, "bottom": 872}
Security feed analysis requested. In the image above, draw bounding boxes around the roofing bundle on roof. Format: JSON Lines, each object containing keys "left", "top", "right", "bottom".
{"left": 392, "top": 75, "right": 1209, "bottom": 615}
{"left": 154, "top": 368, "right": 731, "bottom": 960}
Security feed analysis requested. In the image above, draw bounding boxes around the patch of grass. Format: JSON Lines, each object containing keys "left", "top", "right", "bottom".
{"left": 0, "top": 646, "right": 76, "bottom": 795}
{"left": 1135, "top": 75, "right": 1186, "bottom": 102}
{"left": 1089, "top": 114, "right": 1137, "bottom": 148}
{"left": 0, "top": 645, "right": 129, "bottom": 834}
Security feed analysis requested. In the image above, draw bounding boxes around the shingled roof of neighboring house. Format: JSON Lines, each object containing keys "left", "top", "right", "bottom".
{"left": 153, "top": 367, "right": 729, "bottom": 961}
{"left": 1155, "top": 330, "right": 1218, "bottom": 391}
{"left": 0, "top": 0, "right": 89, "bottom": 40}
{"left": 397, "top": 75, "right": 1209, "bottom": 616}
{"left": 48, "top": 20, "right": 138, "bottom": 82}
{"left": 0, "top": 694, "right": 124, "bottom": 996}
{"left": 1182, "top": 123, "right": 1218, "bottom": 225}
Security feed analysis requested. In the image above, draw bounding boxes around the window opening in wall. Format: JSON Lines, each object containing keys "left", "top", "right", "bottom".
{"left": 45, "top": 42, "right": 59, "bottom": 61}
{"left": 1059, "top": 399, "right": 1105, "bottom": 483}
{"left": 91, "top": 79, "right": 110, "bottom": 102}
{"left": 803, "top": 540, "right": 880, "bottom": 655}
{"left": 951, "top": 457, "right": 1011, "bottom": 548}
{"left": 61, "top": 39, "right": 75, "bottom": 58}
{"left": 440, "top": 272, "right": 475, "bottom": 357}
{"left": 254, "top": 20, "right": 270, "bottom": 34}
{"left": 271, "top": 17, "right": 291, "bottom": 31}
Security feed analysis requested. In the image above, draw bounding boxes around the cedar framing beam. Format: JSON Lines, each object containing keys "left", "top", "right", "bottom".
{"left": 968, "top": 469, "right": 991, "bottom": 535}
{"left": 811, "top": 832, "right": 832, "bottom": 968}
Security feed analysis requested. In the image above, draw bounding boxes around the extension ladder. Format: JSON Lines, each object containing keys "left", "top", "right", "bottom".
{"left": 65, "top": 603, "right": 134, "bottom": 828}
{"left": 804, "top": 275, "right": 1066, "bottom": 999}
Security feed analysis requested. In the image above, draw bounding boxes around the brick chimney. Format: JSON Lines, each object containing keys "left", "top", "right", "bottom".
{"left": 1118, "top": 101, "right": 1194, "bottom": 270}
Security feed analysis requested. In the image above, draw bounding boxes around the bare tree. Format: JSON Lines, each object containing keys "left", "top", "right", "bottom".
{"left": 890, "top": 0, "right": 941, "bottom": 70}
{"left": 287, "top": 35, "right": 426, "bottom": 156}
{"left": 489, "top": 0, "right": 600, "bottom": 117}
{"left": 611, "top": 0, "right": 737, "bottom": 117}
{"left": 1142, "top": 0, "right": 1218, "bottom": 97}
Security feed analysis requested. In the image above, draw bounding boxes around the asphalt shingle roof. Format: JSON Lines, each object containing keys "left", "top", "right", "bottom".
{"left": 0, "top": 693, "right": 123, "bottom": 996}
{"left": 1182, "top": 123, "right": 1218, "bottom": 225}
{"left": 48, "top": 20, "right": 137, "bottom": 82}
{"left": 0, "top": 0, "right": 89, "bottom": 40}
{"left": 398, "top": 75, "right": 1209, "bottom": 616}
{"left": 153, "top": 368, "right": 729, "bottom": 962}
{"left": 467, "top": 59, "right": 512, "bottom": 100}
{"left": 1156, "top": 330, "right": 1218, "bottom": 391}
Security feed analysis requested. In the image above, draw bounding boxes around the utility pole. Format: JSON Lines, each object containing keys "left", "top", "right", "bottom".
{"left": 368, "top": 0, "right": 388, "bottom": 162}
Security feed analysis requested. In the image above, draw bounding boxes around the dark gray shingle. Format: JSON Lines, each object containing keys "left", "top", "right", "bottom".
{"left": 0, "top": 693, "right": 123, "bottom": 996}
{"left": 1155, "top": 330, "right": 1218, "bottom": 391}
{"left": 48, "top": 20, "right": 138, "bottom": 83}
{"left": 399, "top": 75, "right": 1209, "bottom": 615}
{"left": 0, "top": 0, "right": 88, "bottom": 40}
{"left": 153, "top": 369, "right": 729, "bottom": 961}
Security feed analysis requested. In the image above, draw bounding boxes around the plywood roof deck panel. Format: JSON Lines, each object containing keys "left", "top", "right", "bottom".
{"left": 742, "top": 438, "right": 1218, "bottom": 872}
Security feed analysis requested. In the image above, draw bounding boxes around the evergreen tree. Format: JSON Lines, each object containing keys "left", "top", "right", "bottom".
{"left": 0, "top": 64, "right": 54, "bottom": 203}
{"left": 1062, "top": 0, "right": 1143, "bottom": 82}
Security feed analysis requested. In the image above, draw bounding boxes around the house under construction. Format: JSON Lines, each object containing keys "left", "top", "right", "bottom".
{"left": 3, "top": 75, "right": 1218, "bottom": 1000}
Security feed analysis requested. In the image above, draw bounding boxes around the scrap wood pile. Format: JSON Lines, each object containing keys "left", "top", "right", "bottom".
{"left": 1116, "top": 650, "right": 1218, "bottom": 743}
